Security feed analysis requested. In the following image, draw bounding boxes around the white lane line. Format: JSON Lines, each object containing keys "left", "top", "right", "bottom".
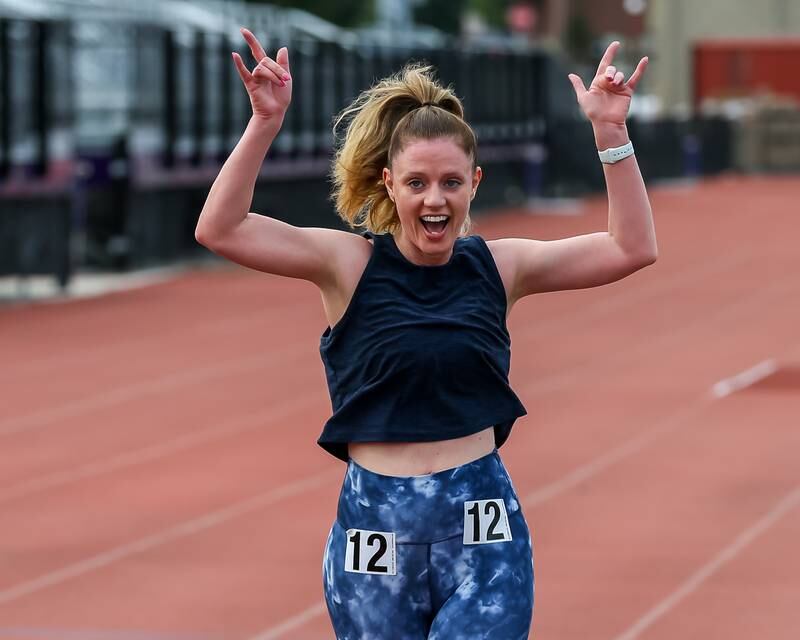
{"left": 0, "top": 627, "right": 219, "bottom": 640}
{"left": 0, "top": 345, "right": 305, "bottom": 438}
{"left": 522, "top": 398, "right": 712, "bottom": 508}
{"left": 4, "top": 298, "right": 305, "bottom": 380}
{"left": 245, "top": 602, "right": 329, "bottom": 640}
{"left": 612, "top": 483, "right": 800, "bottom": 640}
{"left": 0, "top": 471, "right": 338, "bottom": 606}
{"left": 711, "top": 358, "right": 778, "bottom": 398}
{"left": 0, "top": 398, "right": 310, "bottom": 504}
{"left": 519, "top": 277, "right": 795, "bottom": 400}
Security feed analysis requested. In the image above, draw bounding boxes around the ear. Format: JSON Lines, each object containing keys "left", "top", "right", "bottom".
{"left": 382, "top": 167, "right": 395, "bottom": 202}
{"left": 470, "top": 166, "right": 483, "bottom": 200}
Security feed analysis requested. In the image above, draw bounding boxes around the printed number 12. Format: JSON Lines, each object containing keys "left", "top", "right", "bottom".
{"left": 347, "top": 529, "right": 392, "bottom": 573}
{"left": 464, "top": 499, "right": 511, "bottom": 544}
{"left": 467, "top": 500, "right": 506, "bottom": 543}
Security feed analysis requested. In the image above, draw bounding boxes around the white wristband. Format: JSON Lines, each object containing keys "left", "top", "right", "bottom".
{"left": 598, "top": 141, "right": 634, "bottom": 164}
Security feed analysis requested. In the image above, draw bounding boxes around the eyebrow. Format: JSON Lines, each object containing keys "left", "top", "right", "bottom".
{"left": 400, "top": 170, "right": 467, "bottom": 179}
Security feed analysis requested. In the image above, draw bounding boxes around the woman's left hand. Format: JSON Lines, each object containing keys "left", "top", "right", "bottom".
{"left": 568, "top": 41, "right": 648, "bottom": 126}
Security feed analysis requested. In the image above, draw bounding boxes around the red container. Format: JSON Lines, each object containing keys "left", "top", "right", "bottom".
{"left": 693, "top": 38, "right": 800, "bottom": 107}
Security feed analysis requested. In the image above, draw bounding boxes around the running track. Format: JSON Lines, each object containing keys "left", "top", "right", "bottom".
{"left": 1, "top": 175, "right": 798, "bottom": 639}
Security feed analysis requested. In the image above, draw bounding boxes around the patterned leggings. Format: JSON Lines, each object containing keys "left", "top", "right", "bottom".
{"left": 323, "top": 450, "right": 534, "bottom": 639}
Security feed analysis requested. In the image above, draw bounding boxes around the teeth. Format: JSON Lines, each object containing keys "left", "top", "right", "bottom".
{"left": 421, "top": 215, "right": 448, "bottom": 222}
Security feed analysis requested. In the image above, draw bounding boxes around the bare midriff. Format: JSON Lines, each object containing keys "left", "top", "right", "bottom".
{"left": 347, "top": 426, "right": 496, "bottom": 477}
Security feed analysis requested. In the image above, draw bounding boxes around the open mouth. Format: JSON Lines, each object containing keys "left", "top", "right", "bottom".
{"left": 420, "top": 215, "right": 450, "bottom": 237}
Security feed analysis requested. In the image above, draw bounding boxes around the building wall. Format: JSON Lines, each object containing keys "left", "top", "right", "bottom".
{"left": 646, "top": 0, "right": 800, "bottom": 111}
{"left": 539, "top": 0, "right": 644, "bottom": 46}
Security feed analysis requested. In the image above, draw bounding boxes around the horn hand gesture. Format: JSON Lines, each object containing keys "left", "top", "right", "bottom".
{"left": 232, "top": 28, "right": 292, "bottom": 123}
{"left": 568, "top": 41, "right": 648, "bottom": 126}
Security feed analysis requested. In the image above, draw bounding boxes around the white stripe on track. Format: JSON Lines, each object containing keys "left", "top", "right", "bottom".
{"left": 5, "top": 298, "right": 304, "bottom": 380}
{"left": 711, "top": 358, "right": 777, "bottom": 398}
{"left": 245, "top": 602, "right": 329, "bottom": 640}
{"left": 612, "top": 483, "right": 800, "bottom": 640}
{"left": 0, "top": 471, "right": 337, "bottom": 605}
{"left": 0, "top": 627, "right": 218, "bottom": 640}
{"left": 519, "top": 278, "right": 795, "bottom": 399}
{"left": 522, "top": 398, "right": 713, "bottom": 508}
{"left": 0, "top": 346, "right": 304, "bottom": 438}
{"left": 0, "top": 400, "right": 310, "bottom": 504}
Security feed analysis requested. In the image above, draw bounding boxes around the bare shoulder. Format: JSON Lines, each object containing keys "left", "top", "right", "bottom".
{"left": 302, "top": 225, "right": 373, "bottom": 292}
{"left": 320, "top": 228, "right": 373, "bottom": 283}
{"left": 484, "top": 237, "right": 526, "bottom": 309}
{"left": 313, "top": 228, "right": 373, "bottom": 328}
{"left": 484, "top": 237, "right": 519, "bottom": 272}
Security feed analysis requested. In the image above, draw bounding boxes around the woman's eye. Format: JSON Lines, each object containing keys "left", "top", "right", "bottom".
{"left": 407, "top": 179, "right": 461, "bottom": 188}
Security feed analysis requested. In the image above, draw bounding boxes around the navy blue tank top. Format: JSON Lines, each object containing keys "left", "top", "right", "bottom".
{"left": 317, "top": 231, "right": 527, "bottom": 461}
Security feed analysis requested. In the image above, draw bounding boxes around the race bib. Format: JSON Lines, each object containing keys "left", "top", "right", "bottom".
{"left": 344, "top": 528, "right": 396, "bottom": 575}
{"left": 463, "top": 499, "right": 512, "bottom": 545}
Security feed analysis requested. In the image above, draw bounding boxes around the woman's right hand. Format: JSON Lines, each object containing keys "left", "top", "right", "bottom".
{"left": 232, "top": 28, "right": 292, "bottom": 123}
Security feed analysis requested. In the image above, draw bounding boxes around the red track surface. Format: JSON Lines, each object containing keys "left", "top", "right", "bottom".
{"left": 1, "top": 176, "right": 799, "bottom": 639}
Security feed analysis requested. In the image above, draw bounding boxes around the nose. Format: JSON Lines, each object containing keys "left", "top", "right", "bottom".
{"left": 423, "top": 185, "right": 446, "bottom": 208}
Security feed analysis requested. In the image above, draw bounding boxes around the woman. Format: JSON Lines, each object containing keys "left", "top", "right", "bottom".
{"left": 196, "top": 27, "right": 656, "bottom": 640}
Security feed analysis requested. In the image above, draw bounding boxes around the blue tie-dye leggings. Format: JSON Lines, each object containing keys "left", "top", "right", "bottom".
{"left": 323, "top": 450, "right": 534, "bottom": 639}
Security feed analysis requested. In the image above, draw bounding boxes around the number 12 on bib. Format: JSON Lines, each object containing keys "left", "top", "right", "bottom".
{"left": 344, "top": 528, "right": 397, "bottom": 575}
{"left": 463, "top": 499, "right": 512, "bottom": 545}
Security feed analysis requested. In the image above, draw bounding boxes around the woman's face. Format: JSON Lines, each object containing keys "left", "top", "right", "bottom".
{"left": 383, "top": 137, "right": 481, "bottom": 266}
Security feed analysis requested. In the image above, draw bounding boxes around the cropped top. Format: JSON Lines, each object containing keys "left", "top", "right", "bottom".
{"left": 317, "top": 231, "right": 527, "bottom": 461}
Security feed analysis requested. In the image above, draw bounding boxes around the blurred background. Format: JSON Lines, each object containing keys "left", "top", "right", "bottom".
{"left": 0, "top": 0, "right": 798, "bottom": 296}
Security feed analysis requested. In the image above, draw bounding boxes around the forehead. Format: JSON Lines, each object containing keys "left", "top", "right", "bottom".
{"left": 392, "top": 137, "right": 472, "bottom": 175}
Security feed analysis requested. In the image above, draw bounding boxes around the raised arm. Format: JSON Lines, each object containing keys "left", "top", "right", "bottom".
{"left": 492, "top": 41, "right": 657, "bottom": 304}
{"left": 195, "top": 28, "right": 348, "bottom": 287}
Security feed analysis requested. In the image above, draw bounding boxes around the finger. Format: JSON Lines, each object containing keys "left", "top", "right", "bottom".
{"left": 276, "top": 46, "right": 291, "bottom": 75}
{"left": 612, "top": 71, "right": 625, "bottom": 86}
{"left": 240, "top": 27, "right": 267, "bottom": 62}
{"left": 567, "top": 73, "right": 587, "bottom": 101}
{"left": 604, "top": 65, "right": 617, "bottom": 81}
{"left": 254, "top": 60, "right": 286, "bottom": 86}
{"left": 232, "top": 52, "right": 253, "bottom": 85}
{"left": 625, "top": 56, "right": 649, "bottom": 91}
{"left": 256, "top": 56, "right": 289, "bottom": 83}
{"left": 595, "top": 41, "right": 620, "bottom": 76}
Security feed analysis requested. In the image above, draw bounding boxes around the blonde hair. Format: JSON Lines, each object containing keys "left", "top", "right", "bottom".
{"left": 331, "top": 63, "right": 477, "bottom": 236}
